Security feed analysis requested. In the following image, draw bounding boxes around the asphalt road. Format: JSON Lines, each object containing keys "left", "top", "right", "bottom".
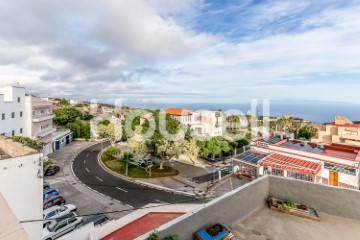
{"left": 72, "top": 142, "right": 197, "bottom": 208}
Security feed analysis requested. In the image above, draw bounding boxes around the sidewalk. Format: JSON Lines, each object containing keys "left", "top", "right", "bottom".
{"left": 137, "top": 161, "right": 212, "bottom": 196}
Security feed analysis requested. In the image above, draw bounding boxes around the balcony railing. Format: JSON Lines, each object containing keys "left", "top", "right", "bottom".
{"left": 32, "top": 113, "right": 55, "bottom": 122}
{"left": 37, "top": 128, "right": 56, "bottom": 138}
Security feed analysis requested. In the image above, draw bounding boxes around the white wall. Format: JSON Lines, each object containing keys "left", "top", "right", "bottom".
{"left": 0, "top": 153, "right": 43, "bottom": 240}
{"left": 0, "top": 86, "right": 26, "bottom": 137}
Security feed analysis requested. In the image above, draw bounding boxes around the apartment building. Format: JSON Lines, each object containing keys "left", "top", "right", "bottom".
{"left": 0, "top": 86, "right": 55, "bottom": 155}
{"left": 233, "top": 136, "right": 360, "bottom": 189}
{"left": 162, "top": 108, "right": 223, "bottom": 137}
{"left": 0, "top": 86, "right": 26, "bottom": 137}
{"left": 312, "top": 116, "right": 360, "bottom": 146}
{"left": 24, "top": 95, "right": 55, "bottom": 155}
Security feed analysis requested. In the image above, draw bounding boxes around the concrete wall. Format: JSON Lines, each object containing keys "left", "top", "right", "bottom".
{"left": 0, "top": 153, "right": 43, "bottom": 240}
{"left": 269, "top": 176, "right": 360, "bottom": 221}
{"left": 150, "top": 177, "right": 269, "bottom": 240}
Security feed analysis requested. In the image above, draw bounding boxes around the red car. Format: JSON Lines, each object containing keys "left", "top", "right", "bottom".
{"left": 43, "top": 196, "right": 66, "bottom": 210}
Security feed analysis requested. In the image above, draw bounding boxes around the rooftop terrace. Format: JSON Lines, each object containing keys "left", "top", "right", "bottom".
{"left": 146, "top": 176, "right": 360, "bottom": 240}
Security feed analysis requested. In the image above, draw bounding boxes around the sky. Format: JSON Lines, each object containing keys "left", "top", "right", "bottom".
{"left": 1, "top": 0, "right": 360, "bottom": 106}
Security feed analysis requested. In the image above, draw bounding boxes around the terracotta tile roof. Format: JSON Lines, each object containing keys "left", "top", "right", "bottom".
{"left": 259, "top": 153, "right": 322, "bottom": 175}
{"left": 165, "top": 108, "right": 192, "bottom": 116}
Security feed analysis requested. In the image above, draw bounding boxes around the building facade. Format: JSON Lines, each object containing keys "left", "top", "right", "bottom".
{"left": 312, "top": 116, "right": 360, "bottom": 146}
{"left": 0, "top": 86, "right": 55, "bottom": 155}
{"left": 162, "top": 108, "right": 223, "bottom": 137}
{"left": 233, "top": 136, "right": 360, "bottom": 190}
{"left": 0, "top": 86, "right": 26, "bottom": 137}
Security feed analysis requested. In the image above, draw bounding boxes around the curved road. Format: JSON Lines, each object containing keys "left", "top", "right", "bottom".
{"left": 72, "top": 142, "right": 196, "bottom": 209}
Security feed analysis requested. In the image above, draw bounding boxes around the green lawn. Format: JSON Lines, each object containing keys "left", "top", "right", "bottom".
{"left": 102, "top": 158, "right": 179, "bottom": 178}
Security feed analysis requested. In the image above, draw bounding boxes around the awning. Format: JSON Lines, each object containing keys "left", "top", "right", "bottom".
{"left": 259, "top": 153, "right": 322, "bottom": 175}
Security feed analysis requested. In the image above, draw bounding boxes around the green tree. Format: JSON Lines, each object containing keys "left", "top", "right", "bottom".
{"left": 297, "top": 126, "right": 318, "bottom": 140}
{"left": 180, "top": 139, "right": 199, "bottom": 164}
{"left": 54, "top": 108, "right": 83, "bottom": 125}
{"left": 156, "top": 139, "right": 182, "bottom": 169}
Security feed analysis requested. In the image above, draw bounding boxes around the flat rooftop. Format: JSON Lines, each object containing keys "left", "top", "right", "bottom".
{"left": 279, "top": 140, "right": 360, "bottom": 161}
{"left": 232, "top": 207, "right": 360, "bottom": 240}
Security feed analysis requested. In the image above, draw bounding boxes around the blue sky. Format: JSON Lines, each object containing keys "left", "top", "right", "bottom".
{"left": 0, "top": 0, "right": 360, "bottom": 106}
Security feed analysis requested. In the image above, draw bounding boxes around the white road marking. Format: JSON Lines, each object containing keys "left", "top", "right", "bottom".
{"left": 96, "top": 176, "right": 103, "bottom": 182}
{"left": 155, "top": 199, "right": 168, "bottom": 204}
{"left": 116, "top": 187, "right": 128, "bottom": 193}
{"left": 84, "top": 160, "right": 87, "bottom": 164}
{"left": 125, "top": 204, "right": 133, "bottom": 208}
{"left": 86, "top": 153, "right": 89, "bottom": 158}
{"left": 86, "top": 168, "right": 90, "bottom": 172}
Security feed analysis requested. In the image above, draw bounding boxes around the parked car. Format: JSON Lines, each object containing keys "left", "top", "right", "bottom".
{"left": 45, "top": 165, "right": 60, "bottom": 176}
{"left": 43, "top": 212, "right": 82, "bottom": 240}
{"left": 136, "top": 159, "right": 153, "bottom": 167}
{"left": 43, "top": 181, "right": 50, "bottom": 190}
{"left": 81, "top": 214, "right": 109, "bottom": 227}
{"left": 43, "top": 196, "right": 66, "bottom": 210}
{"left": 43, "top": 204, "right": 77, "bottom": 227}
{"left": 43, "top": 189, "right": 59, "bottom": 200}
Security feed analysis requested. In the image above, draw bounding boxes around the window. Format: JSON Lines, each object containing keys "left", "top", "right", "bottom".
{"left": 1, "top": 113, "right": 4, "bottom": 120}
{"left": 20, "top": 128, "right": 23, "bottom": 134}
{"left": 68, "top": 217, "right": 77, "bottom": 224}
{"left": 47, "top": 211, "right": 56, "bottom": 218}
{"left": 271, "top": 168, "right": 283, "bottom": 176}
{"left": 17, "top": 97, "right": 21, "bottom": 103}
{"left": 11, "top": 112, "right": 15, "bottom": 118}
{"left": 56, "top": 221, "right": 67, "bottom": 231}
{"left": 288, "top": 171, "right": 314, "bottom": 182}
{"left": 12, "top": 130, "right": 15, "bottom": 136}
{"left": 20, "top": 111, "right": 23, "bottom": 117}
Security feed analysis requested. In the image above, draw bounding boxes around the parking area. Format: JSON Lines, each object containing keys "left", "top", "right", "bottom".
{"left": 46, "top": 141, "right": 132, "bottom": 221}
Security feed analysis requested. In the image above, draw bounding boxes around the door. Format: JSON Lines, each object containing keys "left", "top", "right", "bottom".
{"left": 66, "top": 135, "right": 70, "bottom": 144}
{"left": 329, "top": 171, "right": 338, "bottom": 186}
{"left": 55, "top": 141, "right": 60, "bottom": 150}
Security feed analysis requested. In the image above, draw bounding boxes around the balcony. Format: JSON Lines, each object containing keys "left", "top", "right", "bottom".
{"left": 32, "top": 113, "right": 55, "bottom": 122}
{"left": 37, "top": 128, "right": 56, "bottom": 138}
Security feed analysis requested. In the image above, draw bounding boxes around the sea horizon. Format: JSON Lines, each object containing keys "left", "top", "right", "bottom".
{"left": 118, "top": 100, "right": 360, "bottom": 124}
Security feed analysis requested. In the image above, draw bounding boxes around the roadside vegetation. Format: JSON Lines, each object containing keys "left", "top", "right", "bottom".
{"left": 53, "top": 107, "right": 93, "bottom": 139}
{"left": 101, "top": 146, "right": 179, "bottom": 178}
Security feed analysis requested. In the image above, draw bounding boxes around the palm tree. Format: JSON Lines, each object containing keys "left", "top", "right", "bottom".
{"left": 118, "top": 152, "right": 134, "bottom": 176}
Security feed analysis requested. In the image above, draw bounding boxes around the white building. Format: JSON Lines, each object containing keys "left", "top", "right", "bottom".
{"left": 0, "top": 86, "right": 55, "bottom": 155}
{"left": 24, "top": 95, "right": 55, "bottom": 155}
{"left": 0, "top": 86, "right": 26, "bottom": 137}
{"left": 233, "top": 136, "right": 360, "bottom": 190}
{"left": 161, "top": 108, "right": 223, "bottom": 137}
{"left": 0, "top": 137, "right": 43, "bottom": 240}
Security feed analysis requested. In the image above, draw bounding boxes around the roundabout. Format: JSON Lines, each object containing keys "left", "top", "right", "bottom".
{"left": 72, "top": 142, "right": 197, "bottom": 208}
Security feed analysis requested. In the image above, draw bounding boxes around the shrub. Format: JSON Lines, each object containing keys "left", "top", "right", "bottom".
{"left": 283, "top": 198, "right": 296, "bottom": 208}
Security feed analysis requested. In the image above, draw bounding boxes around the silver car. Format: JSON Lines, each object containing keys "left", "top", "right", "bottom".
{"left": 43, "top": 204, "right": 77, "bottom": 227}
{"left": 43, "top": 212, "right": 82, "bottom": 240}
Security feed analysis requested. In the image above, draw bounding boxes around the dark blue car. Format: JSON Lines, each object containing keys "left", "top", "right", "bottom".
{"left": 43, "top": 188, "right": 59, "bottom": 200}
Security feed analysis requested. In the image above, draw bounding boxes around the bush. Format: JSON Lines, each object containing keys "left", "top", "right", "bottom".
{"left": 11, "top": 136, "right": 42, "bottom": 150}
{"left": 283, "top": 198, "right": 296, "bottom": 208}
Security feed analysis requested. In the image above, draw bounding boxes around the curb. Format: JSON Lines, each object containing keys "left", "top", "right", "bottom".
{"left": 97, "top": 148, "right": 197, "bottom": 197}
{"left": 69, "top": 141, "right": 127, "bottom": 207}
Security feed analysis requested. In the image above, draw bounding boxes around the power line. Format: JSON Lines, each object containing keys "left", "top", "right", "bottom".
{"left": 20, "top": 197, "right": 202, "bottom": 224}
{"left": 81, "top": 181, "right": 237, "bottom": 192}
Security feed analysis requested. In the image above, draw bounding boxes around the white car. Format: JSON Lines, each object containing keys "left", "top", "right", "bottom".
{"left": 43, "top": 212, "right": 82, "bottom": 240}
{"left": 43, "top": 204, "right": 77, "bottom": 226}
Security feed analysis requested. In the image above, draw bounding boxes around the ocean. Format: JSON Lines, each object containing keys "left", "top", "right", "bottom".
{"left": 122, "top": 101, "right": 360, "bottom": 124}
